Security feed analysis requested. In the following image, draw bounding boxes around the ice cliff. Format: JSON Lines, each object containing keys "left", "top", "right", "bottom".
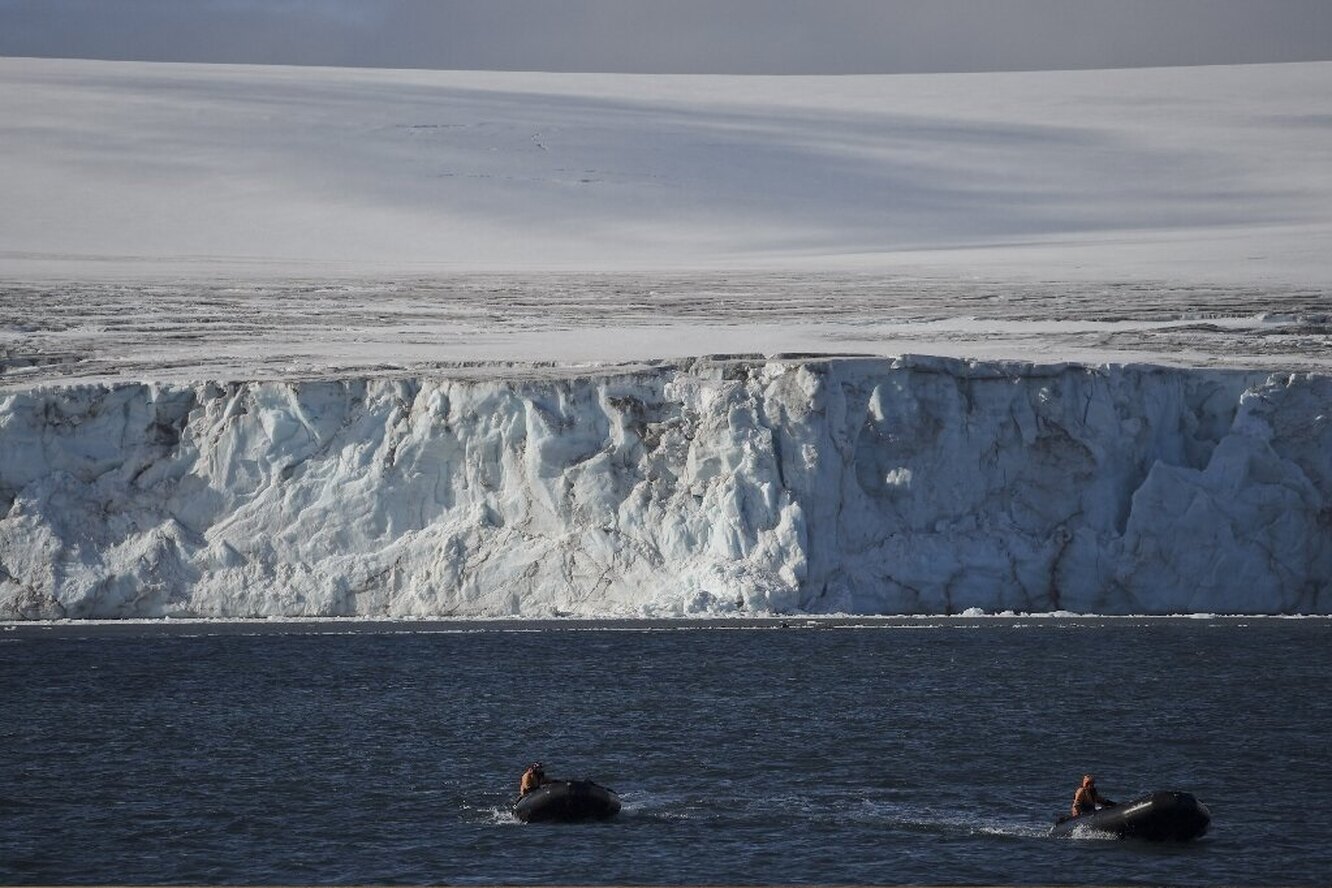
{"left": 1, "top": 357, "right": 1329, "bottom": 619}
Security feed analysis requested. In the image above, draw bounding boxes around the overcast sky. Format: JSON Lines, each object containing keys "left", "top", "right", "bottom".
{"left": 2, "top": 0, "right": 1331, "bottom": 74}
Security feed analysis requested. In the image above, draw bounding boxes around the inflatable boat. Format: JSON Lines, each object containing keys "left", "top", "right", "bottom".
{"left": 513, "top": 779, "right": 622, "bottom": 823}
{"left": 1050, "top": 790, "right": 1210, "bottom": 841}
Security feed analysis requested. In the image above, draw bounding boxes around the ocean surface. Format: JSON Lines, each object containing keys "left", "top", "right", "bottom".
{"left": 2, "top": 617, "right": 1329, "bottom": 886}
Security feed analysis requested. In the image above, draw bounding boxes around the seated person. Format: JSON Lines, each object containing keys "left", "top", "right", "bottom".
{"left": 519, "top": 762, "right": 548, "bottom": 797}
{"left": 1071, "top": 774, "right": 1115, "bottom": 816}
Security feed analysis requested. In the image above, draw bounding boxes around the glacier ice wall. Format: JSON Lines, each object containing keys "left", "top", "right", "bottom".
{"left": 1, "top": 357, "right": 1329, "bottom": 619}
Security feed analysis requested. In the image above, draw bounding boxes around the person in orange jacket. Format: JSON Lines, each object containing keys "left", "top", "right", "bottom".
{"left": 1071, "top": 774, "right": 1116, "bottom": 816}
{"left": 519, "top": 762, "right": 548, "bottom": 797}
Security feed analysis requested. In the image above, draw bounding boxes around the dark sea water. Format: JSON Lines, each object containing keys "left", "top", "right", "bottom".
{"left": 2, "top": 618, "right": 1329, "bottom": 886}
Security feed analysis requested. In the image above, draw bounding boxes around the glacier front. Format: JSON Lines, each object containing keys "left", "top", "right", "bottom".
{"left": 2, "top": 356, "right": 1329, "bottom": 619}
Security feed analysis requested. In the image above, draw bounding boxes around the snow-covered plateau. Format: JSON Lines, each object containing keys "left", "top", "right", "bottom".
{"left": 3, "top": 57, "right": 1331, "bottom": 284}
{"left": 2, "top": 58, "right": 1330, "bottom": 617}
{"left": 2, "top": 357, "right": 1329, "bottom": 619}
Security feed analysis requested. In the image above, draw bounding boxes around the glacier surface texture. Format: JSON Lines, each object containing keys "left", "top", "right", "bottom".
{"left": 2, "top": 357, "right": 1329, "bottom": 619}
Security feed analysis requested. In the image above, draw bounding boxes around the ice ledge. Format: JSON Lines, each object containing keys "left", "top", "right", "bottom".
{"left": 1, "top": 357, "right": 1328, "bottom": 619}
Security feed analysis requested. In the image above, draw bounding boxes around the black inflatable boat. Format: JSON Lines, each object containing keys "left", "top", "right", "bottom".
{"left": 513, "top": 779, "right": 622, "bottom": 823}
{"left": 1050, "top": 790, "right": 1210, "bottom": 841}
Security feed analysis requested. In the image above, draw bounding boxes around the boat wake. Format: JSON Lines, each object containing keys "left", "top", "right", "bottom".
{"left": 853, "top": 799, "right": 1048, "bottom": 839}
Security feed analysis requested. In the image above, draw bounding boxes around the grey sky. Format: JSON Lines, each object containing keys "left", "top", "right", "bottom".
{"left": 2, "top": 0, "right": 1330, "bottom": 74}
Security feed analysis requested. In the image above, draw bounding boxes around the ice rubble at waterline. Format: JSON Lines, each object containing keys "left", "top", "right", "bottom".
{"left": 1, "top": 356, "right": 1328, "bottom": 620}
